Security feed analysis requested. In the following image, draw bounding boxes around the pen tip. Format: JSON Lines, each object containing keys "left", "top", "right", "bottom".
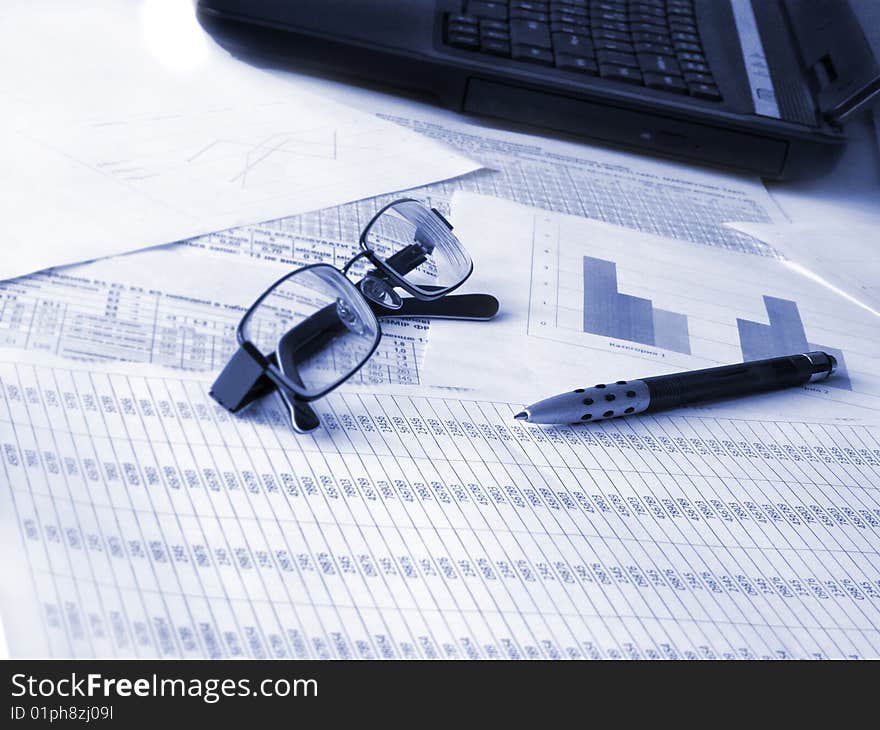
{"left": 514, "top": 411, "right": 529, "bottom": 421}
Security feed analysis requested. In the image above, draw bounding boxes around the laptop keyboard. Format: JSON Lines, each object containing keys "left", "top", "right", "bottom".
{"left": 443, "top": 0, "right": 721, "bottom": 101}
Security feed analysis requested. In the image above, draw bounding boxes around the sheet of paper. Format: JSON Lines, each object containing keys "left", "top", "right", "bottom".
{"left": 726, "top": 221, "right": 880, "bottom": 317}
{"left": 189, "top": 69, "right": 786, "bottom": 269}
{"left": 421, "top": 194, "right": 880, "bottom": 420}
{"left": 374, "top": 109, "right": 787, "bottom": 256}
{"left": 0, "top": 246, "right": 426, "bottom": 387}
{"left": 1, "top": 350, "right": 879, "bottom": 659}
{"left": 0, "top": 0, "right": 479, "bottom": 281}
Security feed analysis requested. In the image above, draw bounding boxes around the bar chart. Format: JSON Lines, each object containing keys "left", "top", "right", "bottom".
{"left": 438, "top": 197, "right": 878, "bottom": 407}
{"left": 582, "top": 256, "right": 691, "bottom": 354}
{"left": 737, "top": 296, "right": 851, "bottom": 390}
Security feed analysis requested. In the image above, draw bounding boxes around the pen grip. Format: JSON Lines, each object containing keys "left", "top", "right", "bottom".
{"left": 642, "top": 354, "right": 816, "bottom": 412}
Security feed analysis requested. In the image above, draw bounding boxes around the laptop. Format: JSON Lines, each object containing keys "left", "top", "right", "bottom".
{"left": 196, "top": 0, "right": 880, "bottom": 179}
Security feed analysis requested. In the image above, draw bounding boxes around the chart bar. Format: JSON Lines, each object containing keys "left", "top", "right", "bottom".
{"left": 582, "top": 255, "right": 690, "bottom": 354}
{"left": 582, "top": 256, "right": 622, "bottom": 339}
{"left": 652, "top": 309, "right": 691, "bottom": 355}
{"left": 737, "top": 295, "right": 851, "bottom": 390}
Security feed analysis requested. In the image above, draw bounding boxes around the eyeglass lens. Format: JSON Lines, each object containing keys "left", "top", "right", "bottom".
{"left": 363, "top": 200, "right": 472, "bottom": 295}
{"left": 240, "top": 265, "right": 379, "bottom": 398}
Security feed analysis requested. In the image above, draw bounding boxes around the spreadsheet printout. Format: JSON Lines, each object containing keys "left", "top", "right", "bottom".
{"left": 0, "top": 247, "right": 426, "bottom": 386}
{"left": 377, "top": 113, "right": 786, "bottom": 256}
{"left": 2, "top": 352, "right": 879, "bottom": 659}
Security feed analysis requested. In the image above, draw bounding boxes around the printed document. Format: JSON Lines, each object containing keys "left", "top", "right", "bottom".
{"left": 0, "top": 1, "right": 479, "bottom": 281}
{"left": 421, "top": 194, "right": 880, "bottom": 420}
{"left": 727, "top": 221, "right": 880, "bottom": 318}
{"left": 1, "top": 351, "right": 879, "bottom": 659}
{"left": 0, "top": 246, "right": 426, "bottom": 387}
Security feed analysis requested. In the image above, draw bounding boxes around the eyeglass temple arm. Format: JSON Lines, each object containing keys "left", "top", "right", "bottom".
{"left": 364, "top": 242, "right": 495, "bottom": 320}
{"left": 210, "top": 301, "right": 342, "bottom": 415}
{"left": 382, "top": 243, "right": 428, "bottom": 275}
{"left": 276, "top": 290, "right": 501, "bottom": 430}
{"left": 273, "top": 343, "right": 321, "bottom": 434}
{"left": 209, "top": 342, "right": 278, "bottom": 413}
{"left": 370, "top": 292, "right": 499, "bottom": 320}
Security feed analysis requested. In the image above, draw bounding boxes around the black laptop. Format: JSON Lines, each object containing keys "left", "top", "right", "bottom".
{"left": 196, "top": 0, "right": 880, "bottom": 179}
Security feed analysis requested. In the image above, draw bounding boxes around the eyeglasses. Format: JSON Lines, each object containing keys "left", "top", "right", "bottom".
{"left": 210, "top": 198, "right": 498, "bottom": 432}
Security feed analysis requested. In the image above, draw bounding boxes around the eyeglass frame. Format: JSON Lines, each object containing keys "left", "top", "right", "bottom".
{"left": 209, "top": 198, "right": 497, "bottom": 426}
{"left": 356, "top": 197, "right": 474, "bottom": 301}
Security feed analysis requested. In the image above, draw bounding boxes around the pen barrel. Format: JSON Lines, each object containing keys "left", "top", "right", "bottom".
{"left": 642, "top": 352, "right": 834, "bottom": 412}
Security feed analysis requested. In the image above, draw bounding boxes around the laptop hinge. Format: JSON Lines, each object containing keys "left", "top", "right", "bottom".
{"left": 783, "top": 0, "right": 880, "bottom": 123}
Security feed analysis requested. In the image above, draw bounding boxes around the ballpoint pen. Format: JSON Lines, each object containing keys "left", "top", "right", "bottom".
{"left": 515, "top": 351, "right": 838, "bottom": 424}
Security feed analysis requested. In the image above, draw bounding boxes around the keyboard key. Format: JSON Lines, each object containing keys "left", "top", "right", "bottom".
{"left": 482, "top": 26, "right": 510, "bottom": 37}
{"left": 449, "top": 21, "right": 481, "bottom": 34}
{"left": 550, "top": 3, "right": 587, "bottom": 15}
{"left": 669, "top": 20, "right": 698, "bottom": 34}
{"left": 551, "top": 21, "right": 590, "bottom": 33}
{"left": 513, "top": 44, "right": 555, "bottom": 64}
{"left": 447, "top": 32, "right": 480, "bottom": 49}
{"left": 467, "top": 1, "right": 508, "bottom": 20}
{"left": 511, "top": 1, "right": 549, "bottom": 10}
{"left": 594, "top": 10, "right": 627, "bottom": 23}
{"left": 674, "top": 41, "right": 702, "bottom": 53}
{"left": 681, "top": 60, "right": 709, "bottom": 73}
{"left": 672, "top": 31, "right": 700, "bottom": 44}
{"left": 510, "top": 9, "right": 550, "bottom": 21}
{"left": 644, "top": 73, "right": 688, "bottom": 93}
{"left": 599, "top": 63, "right": 643, "bottom": 83}
{"left": 630, "top": 21, "right": 668, "bottom": 35}
{"left": 592, "top": 28, "right": 630, "bottom": 43}
{"left": 597, "top": 49, "right": 638, "bottom": 67}
{"left": 592, "top": 19, "right": 629, "bottom": 33}
{"left": 667, "top": 0, "right": 695, "bottom": 12}
{"left": 552, "top": 32, "right": 594, "bottom": 54}
{"left": 677, "top": 51, "right": 705, "bottom": 63}
{"left": 482, "top": 38, "right": 512, "bottom": 55}
{"left": 684, "top": 71, "right": 714, "bottom": 84}
{"left": 446, "top": 14, "right": 479, "bottom": 27}
{"left": 689, "top": 82, "right": 721, "bottom": 100}
{"left": 551, "top": 10, "right": 589, "bottom": 26}
{"left": 630, "top": 4, "right": 665, "bottom": 17}
{"left": 555, "top": 53, "right": 599, "bottom": 73}
{"left": 635, "top": 41, "right": 674, "bottom": 55}
{"left": 637, "top": 53, "right": 681, "bottom": 74}
{"left": 633, "top": 31, "right": 670, "bottom": 44}
{"left": 629, "top": 13, "right": 665, "bottom": 26}
{"left": 595, "top": 38, "right": 635, "bottom": 53}
{"left": 480, "top": 19, "right": 510, "bottom": 31}
{"left": 511, "top": 19, "right": 552, "bottom": 46}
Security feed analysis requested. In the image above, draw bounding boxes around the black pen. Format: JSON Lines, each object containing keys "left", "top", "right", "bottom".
{"left": 515, "top": 351, "right": 838, "bottom": 424}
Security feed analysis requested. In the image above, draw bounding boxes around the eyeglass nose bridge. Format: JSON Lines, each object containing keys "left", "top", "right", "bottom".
{"left": 359, "top": 274, "right": 403, "bottom": 310}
